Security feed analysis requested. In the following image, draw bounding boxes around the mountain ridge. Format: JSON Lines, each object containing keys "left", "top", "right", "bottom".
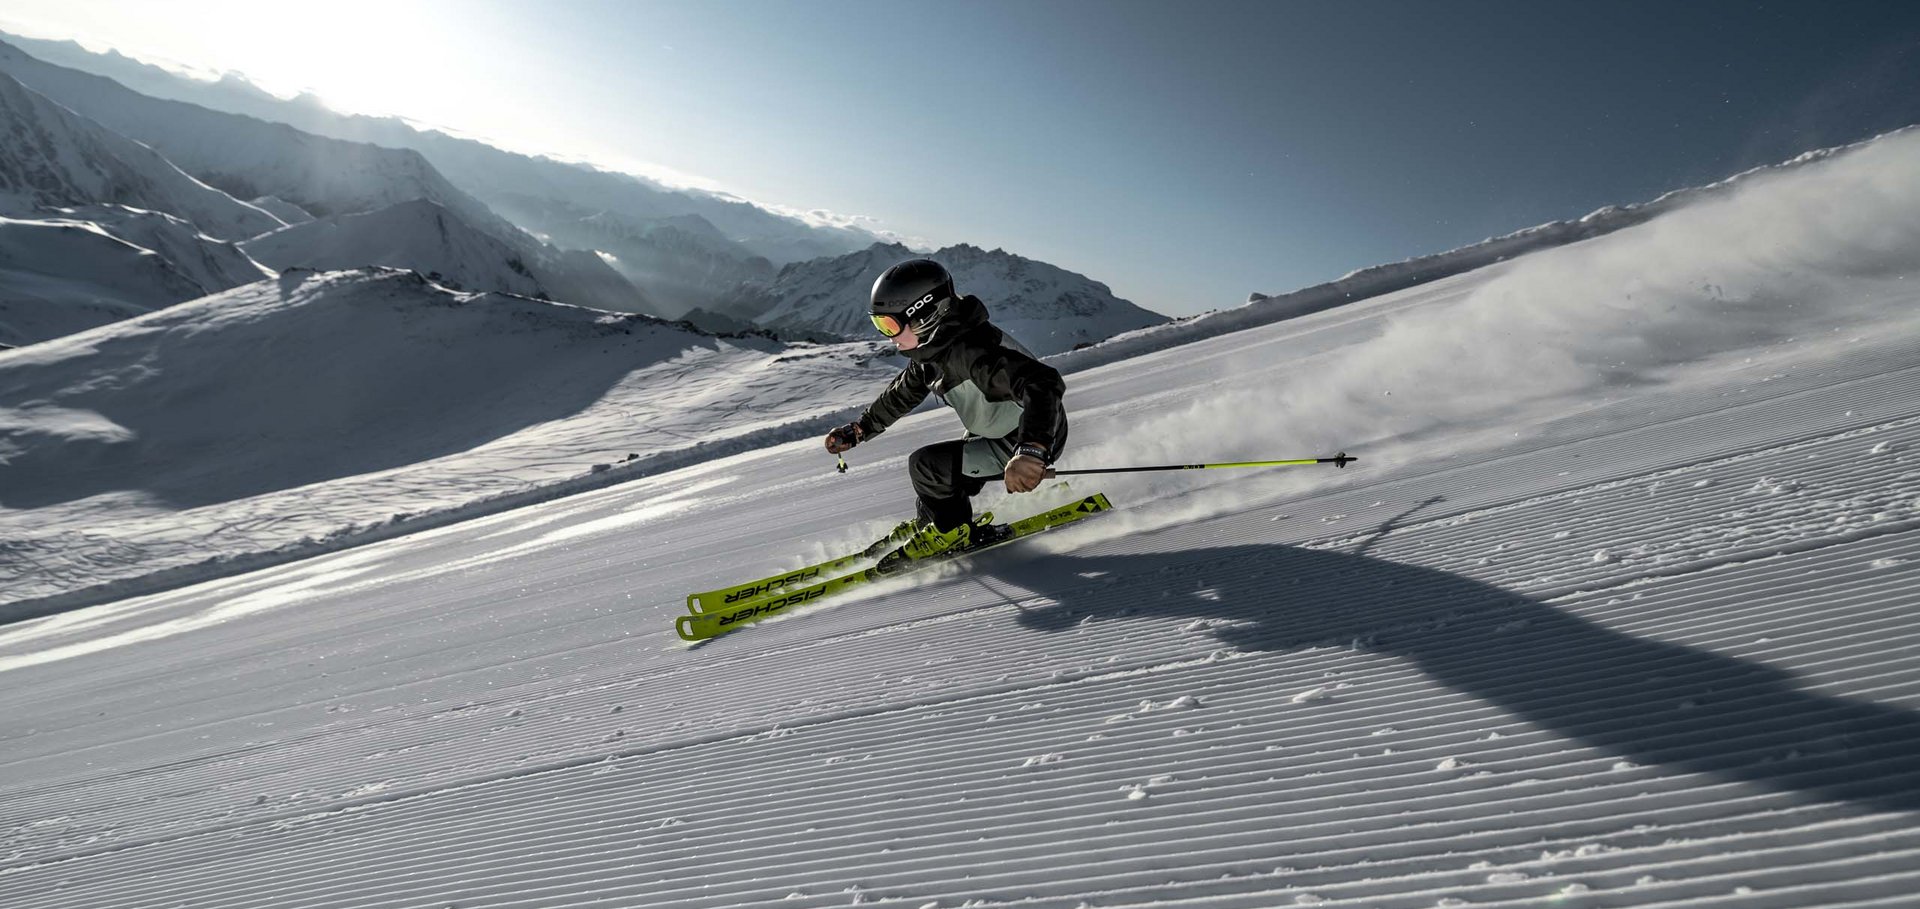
{"left": 0, "top": 31, "right": 876, "bottom": 266}
{"left": 0, "top": 38, "right": 661, "bottom": 317}
{"left": 0, "top": 70, "right": 281, "bottom": 239}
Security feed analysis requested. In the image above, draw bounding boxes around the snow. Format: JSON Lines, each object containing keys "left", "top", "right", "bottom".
{"left": 242, "top": 199, "right": 553, "bottom": 299}
{"left": 0, "top": 205, "right": 270, "bottom": 345}
{"left": 248, "top": 194, "right": 315, "bottom": 225}
{"left": 0, "top": 40, "right": 661, "bottom": 319}
{"left": 0, "top": 71, "right": 282, "bottom": 241}
{"left": 1, "top": 117, "right": 1919, "bottom": 909}
{"left": 0, "top": 215, "right": 200, "bottom": 345}
{"left": 0, "top": 267, "right": 900, "bottom": 609}
{"left": 52, "top": 204, "right": 274, "bottom": 289}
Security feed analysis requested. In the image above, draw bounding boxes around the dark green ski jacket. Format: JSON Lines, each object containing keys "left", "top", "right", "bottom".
{"left": 855, "top": 295, "right": 1067, "bottom": 453}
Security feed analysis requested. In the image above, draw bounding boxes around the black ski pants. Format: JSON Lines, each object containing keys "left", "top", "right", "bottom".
{"left": 909, "top": 427, "right": 1068, "bottom": 531}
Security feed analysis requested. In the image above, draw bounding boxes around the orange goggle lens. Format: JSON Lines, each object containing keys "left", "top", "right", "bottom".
{"left": 870, "top": 313, "right": 906, "bottom": 337}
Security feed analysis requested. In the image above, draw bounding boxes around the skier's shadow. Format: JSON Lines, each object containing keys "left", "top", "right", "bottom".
{"left": 988, "top": 539, "right": 1920, "bottom": 815}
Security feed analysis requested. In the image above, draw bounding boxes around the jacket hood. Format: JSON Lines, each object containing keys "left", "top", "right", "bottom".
{"left": 903, "top": 294, "right": 992, "bottom": 362}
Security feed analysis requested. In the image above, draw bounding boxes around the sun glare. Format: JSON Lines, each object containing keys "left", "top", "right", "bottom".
{"left": 189, "top": 0, "right": 479, "bottom": 119}
{"left": 5, "top": 0, "right": 489, "bottom": 121}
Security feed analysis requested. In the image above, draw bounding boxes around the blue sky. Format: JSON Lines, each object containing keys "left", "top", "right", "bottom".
{"left": 6, "top": 0, "right": 1920, "bottom": 316}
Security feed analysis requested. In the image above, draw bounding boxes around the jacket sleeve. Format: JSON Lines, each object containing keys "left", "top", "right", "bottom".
{"left": 971, "top": 345, "right": 1067, "bottom": 452}
{"left": 858, "top": 363, "right": 933, "bottom": 436}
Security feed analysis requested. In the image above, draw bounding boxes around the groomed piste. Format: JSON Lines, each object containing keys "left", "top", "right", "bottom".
{"left": 1, "top": 128, "right": 1917, "bottom": 908}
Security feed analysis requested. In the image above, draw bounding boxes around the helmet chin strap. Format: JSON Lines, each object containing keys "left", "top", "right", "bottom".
{"left": 908, "top": 319, "right": 947, "bottom": 350}
{"left": 911, "top": 296, "right": 953, "bottom": 339}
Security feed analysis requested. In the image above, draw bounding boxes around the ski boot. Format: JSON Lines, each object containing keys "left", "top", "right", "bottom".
{"left": 875, "top": 522, "right": 965, "bottom": 575}
{"left": 901, "top": 520, "right": 972, "bottom": 560}
{"left": 874, "top": 516, "right": 1015, "bottom": 575}
{"left": 863, "top": 511, "right": 1001, "bottom": 560}
{"left": 874, "top": 519, "right": 972, "bottom": 575}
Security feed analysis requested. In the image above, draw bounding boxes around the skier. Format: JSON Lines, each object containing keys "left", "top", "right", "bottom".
{"left": 824, "top": 257, "right": 1068, "bottom": 564}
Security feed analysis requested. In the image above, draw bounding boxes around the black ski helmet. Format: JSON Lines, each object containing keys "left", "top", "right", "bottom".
{"left": 869, "top": 258, "right": 956, "bottom": 338}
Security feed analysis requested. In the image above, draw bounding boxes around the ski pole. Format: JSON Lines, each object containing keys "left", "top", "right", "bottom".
{"left": 1035, "top": 452, "right": 1356, "bottom": 478}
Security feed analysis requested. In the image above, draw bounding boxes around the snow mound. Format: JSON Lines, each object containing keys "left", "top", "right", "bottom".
{"left": 0, "top": 215, "right": 207, "bottom": 346}
{"left": 1, "top": 268, "right": 727, "bottom": 510}
{"left": 55, "top": 203, "right": 273, "bottom": 290}
{"left": 242, "top": 199, "right": 549, "bottom": 299}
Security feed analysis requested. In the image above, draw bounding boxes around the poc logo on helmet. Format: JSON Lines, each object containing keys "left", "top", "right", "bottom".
{"left": 905, "top": 293, "right": 935, "bottom": 319}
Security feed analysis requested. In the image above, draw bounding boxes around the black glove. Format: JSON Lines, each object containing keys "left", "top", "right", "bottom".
{"left": 825, "top": 421, "right": 863, "bottom": 454}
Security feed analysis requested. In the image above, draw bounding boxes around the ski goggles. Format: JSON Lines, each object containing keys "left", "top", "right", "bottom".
{"left": 871, "top": 295, "right": 949, "bottom": 337}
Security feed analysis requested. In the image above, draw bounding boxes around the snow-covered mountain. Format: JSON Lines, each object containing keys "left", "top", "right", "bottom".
{"left": 538, "top": 210, "right": 776, "bottom": 318}
{"left": 247, "top": 194, "right": 314, "bottom": 225}
{"left": 2, "top": 126, "right": 1918, "bottom": 909}
{"left": 0, "top": 39, "right": 493, "bottom": 225}
{"left": 746, "top": 242, "right": 1170, "bottom": 355}
{"left": 0, "top": 70, "right": 288, "bottom": 344}
{"left": 0, "top": 36, "right": 1177, "bottom": 340}
{"left": 0, "top": 70, "right": 281, "bottom": 240}
{"left": 244, "top": 199, "right": 559, "bottom": 301}
{"left": 0, "top": 205, "right": 271, "bottom": 346}
{"left": 0, "top": 31, "right": 876, "bottom": 266}
{"left": 0, "top": 215, "right": 205, "bottom": 346}
{"left": 0, "top": 200, "right": 272, "bottom": 342}
{"left": 56, "top": 203, "right": 274, "bottom": 291}
{"left": 0, "top": 38, "right": 661, "bottom": 319}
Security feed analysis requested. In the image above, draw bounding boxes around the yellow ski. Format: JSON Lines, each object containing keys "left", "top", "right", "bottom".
{"left": 676, "top": 494, "right": 1113, "bottom": 642}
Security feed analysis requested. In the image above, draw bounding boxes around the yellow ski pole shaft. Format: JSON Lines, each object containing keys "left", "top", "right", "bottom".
{"left": 1038, "top": 452, "right": 1356, "bottom": 478}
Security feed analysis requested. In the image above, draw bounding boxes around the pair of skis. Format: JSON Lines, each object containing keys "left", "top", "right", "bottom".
{"left": 677, "top": 493, "right": 1115, "bottom": 642}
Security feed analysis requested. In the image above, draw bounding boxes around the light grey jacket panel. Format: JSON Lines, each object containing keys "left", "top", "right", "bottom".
{"left": 941, "top": 332, "right": 1036, "bottom": 439}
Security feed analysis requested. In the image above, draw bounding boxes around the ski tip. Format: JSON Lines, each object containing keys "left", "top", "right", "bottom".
{"left": 675, "top": 615, "right": 704, "bottom": 642}
{"left": 685, "top": 595, "right": 703, "bottom": 614}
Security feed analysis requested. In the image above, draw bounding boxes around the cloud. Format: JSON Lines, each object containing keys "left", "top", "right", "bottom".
{"left": 557, "top": 159, "right": 923, "bottom": 247}
{"left": 747, "top": 200, "right": 929, "bottom": 247}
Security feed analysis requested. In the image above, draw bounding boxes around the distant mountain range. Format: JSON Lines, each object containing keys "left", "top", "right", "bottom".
{"left": 0, "top": 32, "right": 1167, "bottom": 352}
{"left": 0, "top": 38, "right": 659, "bottom": 326}
{"left": 3, "top": 33, "right": 873, "bottom": 257}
